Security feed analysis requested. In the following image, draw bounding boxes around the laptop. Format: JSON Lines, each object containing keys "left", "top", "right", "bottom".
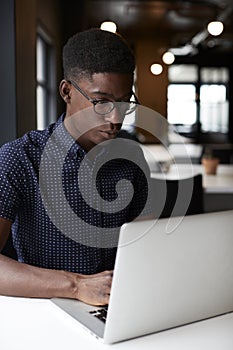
{"left": 51, "top": 210, "right": 233, "bottom": 343}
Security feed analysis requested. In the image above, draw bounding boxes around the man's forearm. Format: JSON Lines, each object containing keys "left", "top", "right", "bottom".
{"left": 0, "top": 254, "right": 77, "bottom": 299}
{"left": 0, "top": 254, "right": 112, "bottom": 305}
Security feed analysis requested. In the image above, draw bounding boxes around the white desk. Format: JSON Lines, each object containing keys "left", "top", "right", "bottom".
{"left": 142, "top": 143, "right": 233, "bottom": 193}
{"left": 1, "top": 296, "right": 233, "bottom": 350}
{"left": 151, "top": 164, "right": 233, "bottom": 194}
{"left": 151, "top": 164, "right": 233, "bottom": 212}
{"left": 141, "top": 144, "right": 203, "bottom": 165}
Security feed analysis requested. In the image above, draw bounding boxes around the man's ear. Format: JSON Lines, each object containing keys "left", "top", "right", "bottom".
{"left": 59, "top": 80, "right": 72, "bottom": 103}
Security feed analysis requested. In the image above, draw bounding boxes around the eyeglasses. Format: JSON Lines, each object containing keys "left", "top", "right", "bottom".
{"left": 68, "top": 79, "right": 140, "bottom": 116}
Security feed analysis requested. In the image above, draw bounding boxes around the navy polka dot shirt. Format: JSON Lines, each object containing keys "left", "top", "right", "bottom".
{"left": 0, "top": 115, "right": 150, "bottom": 274}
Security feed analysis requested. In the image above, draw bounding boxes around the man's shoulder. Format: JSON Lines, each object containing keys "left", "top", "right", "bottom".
{"left": 0, "top": 118, "right": 61, "bottom": 167}
{"left": 0, "top": 130, "right": 46, "bottom": 159}
{"left": 0, "top": 117, "right": 62, "bottom": 157}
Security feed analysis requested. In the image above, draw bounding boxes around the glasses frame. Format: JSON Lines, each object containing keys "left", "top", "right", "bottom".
{"left": 68, "top": 79, "right": 140, "bottom": 116}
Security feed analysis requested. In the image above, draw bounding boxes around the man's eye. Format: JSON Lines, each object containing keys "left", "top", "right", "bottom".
{"left": 96, "top": 100, "right": 110, "bottom": 105}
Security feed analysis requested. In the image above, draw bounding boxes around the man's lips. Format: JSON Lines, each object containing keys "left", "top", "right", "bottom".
{"left": 99, "top": 130, "right": 118, "bottom": 137}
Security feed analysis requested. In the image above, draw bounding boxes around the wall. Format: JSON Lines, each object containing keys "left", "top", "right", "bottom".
{"left": 136, "top": 38, "right": 168, "bottom": 116}
{"left": 15, "top": 0, "right": 37, "bottom": 137}
{"left": 134, "top": 38, "right": 169, "bottom": 142}
{"left": 0, "top": 0, "right": 17, "bottom": 145}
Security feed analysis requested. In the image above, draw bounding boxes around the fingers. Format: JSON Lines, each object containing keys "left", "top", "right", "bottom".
{"left": 76, "top": 270, "right": 114, "bottom": 306}
{"left": 93, "top": 271, "right": 113, "bottom": 306}
{"left": 92, "top": 270, "right": 113, "bottom": 278}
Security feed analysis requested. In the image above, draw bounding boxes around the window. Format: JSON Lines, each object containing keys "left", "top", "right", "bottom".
{"left": 200, "top": 68, "right": 229, "bottom": 133}
{"left": 168, "top": 64, "right": 198, "bottom": 82}
{"left": 36, "top": 27, "right": 56, "bottom": 130}
{"left": 167, "top": 84, "right": 196, "bottom": 125}
{"left": 167, "top": 65, "right": 229, "bottom": 134}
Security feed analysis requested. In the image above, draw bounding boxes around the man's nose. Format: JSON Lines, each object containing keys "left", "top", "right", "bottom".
{"left": 104, "top": 104, "right": 124, "bottom": 124}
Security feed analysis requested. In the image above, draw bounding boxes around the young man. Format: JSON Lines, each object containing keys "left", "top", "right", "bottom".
{"left": 0, "top": 28, "right": 150, "bottom": 306}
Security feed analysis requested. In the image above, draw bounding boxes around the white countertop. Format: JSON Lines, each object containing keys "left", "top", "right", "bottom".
{"left": 1, "top": 296, "right": 233, "bottom": 350}
{"left": 151, "top": 164, "right": 233, "bottom": 194}
{"left": 141, "top": 144, "right": 203, "bottom": 163}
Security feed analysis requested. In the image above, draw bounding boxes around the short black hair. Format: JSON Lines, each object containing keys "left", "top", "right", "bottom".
{"left": 62, "top": 28, "right": 135, "bottom": 81}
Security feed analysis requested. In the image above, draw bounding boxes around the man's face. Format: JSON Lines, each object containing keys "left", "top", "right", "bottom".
{"left": 63, "top": 72, "right": 134, "bottom": 151}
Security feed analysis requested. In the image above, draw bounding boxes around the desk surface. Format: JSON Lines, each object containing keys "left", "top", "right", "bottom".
{"left": 141, "top": 144, "right": 203, "bottom": 163}
{"left": 1, "top": 296, "right": 233, "bottom": 350}
{"left": 142, "top": 144, "right": 233, "bottom": 193}
{"left": 151, "top": 164, "right": 233, "bottom": 194}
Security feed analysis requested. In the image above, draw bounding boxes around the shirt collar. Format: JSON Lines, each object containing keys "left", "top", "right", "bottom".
{"left": 52, "top": 114, "right": 111, "bottom": 162}
{"left": 52, "top": 114, "right": 84, "bottom": 160}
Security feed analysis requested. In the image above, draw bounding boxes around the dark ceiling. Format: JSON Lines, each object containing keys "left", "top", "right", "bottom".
{"left": 83, "top": 0, "right": 233, "bottom": 55}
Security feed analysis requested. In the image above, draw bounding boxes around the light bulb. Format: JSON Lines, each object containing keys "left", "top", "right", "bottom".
{"left": 100, "top": 21, "right": 117, "bottom": 33}
{"left": 150, "top": 63, "right": 163, "bottom": 75}
{"left": 207, "top": 21, "right": 224, "bottom": 36}
{"left": 162, "top": 51, "right": 175, "bottom": 65}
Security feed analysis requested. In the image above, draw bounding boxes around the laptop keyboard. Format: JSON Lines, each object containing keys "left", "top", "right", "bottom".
{"left": 89, "top": 305, "right": 108, "bottom": 323}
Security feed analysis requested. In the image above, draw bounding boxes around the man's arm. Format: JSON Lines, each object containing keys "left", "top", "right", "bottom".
{"left": 0, "top": 218, "right": 112, "bottom": 306}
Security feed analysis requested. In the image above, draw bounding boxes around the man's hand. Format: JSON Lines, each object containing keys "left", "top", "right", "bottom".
{"left": 75, "top": 270, "right": 113, "bottom": 306}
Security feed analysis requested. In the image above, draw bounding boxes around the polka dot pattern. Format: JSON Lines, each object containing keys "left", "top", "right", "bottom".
{"left": 0, "top": 115, "right": 149, "bottom": 273}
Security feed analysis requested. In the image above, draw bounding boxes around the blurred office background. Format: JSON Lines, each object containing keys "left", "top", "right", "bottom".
{"left": 1, "top": 0, "right": 233, "bottom": 148}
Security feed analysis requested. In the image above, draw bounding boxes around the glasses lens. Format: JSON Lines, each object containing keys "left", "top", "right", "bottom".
{"left": 94, "top": 101, "right": 138, "bottom": 116}
{"left": 94, "top": 101, "right": 114, "bottom": 115}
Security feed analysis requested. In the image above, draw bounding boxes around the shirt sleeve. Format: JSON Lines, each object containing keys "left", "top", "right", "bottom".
{"left": 0, "top": 143, "right": 26, "bottom": 222}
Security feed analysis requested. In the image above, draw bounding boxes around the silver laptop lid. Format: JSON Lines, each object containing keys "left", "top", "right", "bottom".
{"left": 104, "top": 210, "right": 233, "bottom": 343}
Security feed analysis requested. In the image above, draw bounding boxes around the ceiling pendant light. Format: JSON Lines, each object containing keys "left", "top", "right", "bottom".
{"left": 207, "top": 21, "right": 224, "bottom": 36}
{"left": 162, "top": 51, "right": 175, "bottom": 65}
{"left": 150, "top": 63, "right": 163, "bottom": 75}
{"left": 100, "top": 21, "right": 117, "bottom": 33}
